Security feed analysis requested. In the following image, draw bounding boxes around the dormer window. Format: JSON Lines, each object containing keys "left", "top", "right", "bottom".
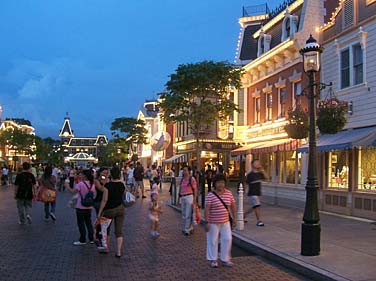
{"left": 281, "top": 10, "right": 298, "bottom": 41}
{"left": 257, "top": 30, "right": 271, "bottom": 57}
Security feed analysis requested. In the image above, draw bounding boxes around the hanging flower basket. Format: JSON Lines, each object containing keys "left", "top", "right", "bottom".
{"left": 284, "top": 107, "right": 309, "bottom": 139}
{"left": 317, "top": 98, "right": 347, "bottom": 134}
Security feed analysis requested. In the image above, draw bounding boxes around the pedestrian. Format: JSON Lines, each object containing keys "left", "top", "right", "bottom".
{"left": 244, "top": 159, "right": 267, "bottom": 227}
{"left": 97, "top": 166, "right": 126, "bottom": 257}
{"left": 2, "top": 165, "right": 9, "bottom": 186}
{"left": 126, "top": 164, "right": 135, "bottom": 193}
{"left": 179, "top": 166, "right": 198, "bottom": 236}
{"left": 40, "top": 166, "right": 57, "bottom": 221}
{"left": 68, "top": 167, "right": 76, "bottom": 189}
{"left": 149, "top": 187, "right": 162, "bottom": 239}
{"left": 67, "top": 169, "right": 95, "bottom": 245}
{"left": 93, "top": 167, "right": 109, "bottom": 215}
{"left": 204, "top": 174, "right": 236, "bottom": 268}
{"left": 133, "top": 162, "right": 146, "bottom": 198}
{"left": 168, "top": 168, "right": 175, "bottom": 194}
{"left": 14, "top": 162, "right": 36, "bottom": 225}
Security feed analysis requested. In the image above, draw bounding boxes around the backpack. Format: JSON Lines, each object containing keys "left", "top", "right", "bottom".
{"left": 80, "top": 182, "right": 95, "bottom": 207}
{"left": 133, "top": 167, "right": 144, "bottom": 181}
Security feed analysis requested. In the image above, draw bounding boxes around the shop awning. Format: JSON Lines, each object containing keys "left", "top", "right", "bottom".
{"left": 251, "top": 139, "right": 301, "bottom": 154}
{"left": 298, "top": 126, "right": 376, "bottom": 153}
{"left": 163, "top": 154, "right": 187, "bottom": 163}
{"left": 230, "top": 142, "right": 266, "bottom": 156}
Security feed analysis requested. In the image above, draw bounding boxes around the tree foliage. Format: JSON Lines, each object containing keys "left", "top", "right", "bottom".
{"left": 34, "top": 136, "right": 61, "bottom": 165}
{"left": 110, "top": 117, "right": 148, "bottom": 151}
{"left": 0, "top": 128, "right": 35, "bottom": 156}
{"left": 159, "top": 60, "right": 243, "bottom": 134}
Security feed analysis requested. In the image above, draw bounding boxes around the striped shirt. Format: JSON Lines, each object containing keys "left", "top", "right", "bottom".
{"left": 205, "top": 189, "right": 235, "bottom": 224}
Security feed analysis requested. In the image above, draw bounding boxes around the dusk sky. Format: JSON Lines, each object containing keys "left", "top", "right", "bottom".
{"left": 0, "top": 0, "right": 281, "bottom": 138}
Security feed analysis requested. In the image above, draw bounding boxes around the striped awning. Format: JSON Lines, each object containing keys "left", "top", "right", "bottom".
{"left": 252, "top": 139, "right": 301, "bottom": 154}
{"left": 163, "top": 154, "right": 187, "bottom": 163}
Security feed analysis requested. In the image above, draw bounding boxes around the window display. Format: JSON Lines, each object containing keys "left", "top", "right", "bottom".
{"left": 328, "top": 151, "right": 348, "bottom": 188}
{"left": 358, "top": 148, "right": 376, "bottom": 191}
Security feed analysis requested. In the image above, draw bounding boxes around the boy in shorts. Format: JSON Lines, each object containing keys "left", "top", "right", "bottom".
{"left": 244, "top": 159, "right": 266, "bottom": 227}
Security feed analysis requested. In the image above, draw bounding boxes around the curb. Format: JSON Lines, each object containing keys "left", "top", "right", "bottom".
{"left": 168, "top": 203, "right": 350, "bottom": 281}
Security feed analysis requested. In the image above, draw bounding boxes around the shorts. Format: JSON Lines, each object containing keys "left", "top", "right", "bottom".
{"left": 248, "top": 196, "right": 261, "bottom": 208}
{"left": 148, "top": 213, "right": 159, "bottom": 222}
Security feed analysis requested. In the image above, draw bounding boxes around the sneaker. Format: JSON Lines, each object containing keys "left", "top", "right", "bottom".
{"left": 97, "top": 246, "right": 109, "bottom": 253}
{"left": 44, "top": 217, "right": 49, "bottom": 222}
{"left": 210, "top": 261, "right": 218, "bottom": 268}
{"left": 256, "top": 221, "right": 265, "bottom": 227}
{"left": 182, "top": 230, "right": 189, "bottom": 236}
{"left": 50, "top": 213, "right": 56, "bottom": 221}
{"left": 222, "top": 260, "right": 233, "bottom": 267}
{"left": 26, "top": 215, "right": 32, "bottom": 224}
{"left": 18, "top": 221, "right": 25, "bottom": 225}
{"left": 73, "top": 241, "right": 86, "bottom": 246}
{"left": 89, "top": 241, "right": 94, "bottom": 244}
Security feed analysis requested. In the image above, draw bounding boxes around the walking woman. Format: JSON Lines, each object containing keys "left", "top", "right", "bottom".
{"left": 97, "top": 166, "right": 126, "bottom": 257}
{"left": 94, "top": 167, "right": 109, "bottom": 215}
{"left": 204, "top": 174, "right": 237, "bottom": 268}
{"left": 67, "top": 169, "right": 95, "bottom": 245}
{"left": 40, "top": 166, "right": 57, "bottom": 221}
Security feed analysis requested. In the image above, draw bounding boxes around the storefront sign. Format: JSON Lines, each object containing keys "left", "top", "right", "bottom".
{"left": 247, "top": 125, "right": 286, "bottom": 139}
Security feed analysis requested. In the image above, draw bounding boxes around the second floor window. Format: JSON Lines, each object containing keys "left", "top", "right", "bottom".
{"left": 353, "top": 44, "right": 363, "bottom": 85}
{"left": 340, "top": 43, "right": 363, "bottom": 89}
{"left": 266, "top": 93, "right": 273, "bottom": 121}
{"left": 255, "top": 97, "right": 261, "bottom": 124}
{"left": 341, "top": 49, "right": 350, "bottom": 89}
{"left": 279, "top": 88, "right": 287, "bottom": 118}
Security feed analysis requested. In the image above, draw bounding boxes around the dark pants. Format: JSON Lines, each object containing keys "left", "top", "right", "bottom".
{"left": 76, "top": 209, "right": 94, "bottom": 243}
{"left": 207, "top": 179, "right": 212, "bottom": 192}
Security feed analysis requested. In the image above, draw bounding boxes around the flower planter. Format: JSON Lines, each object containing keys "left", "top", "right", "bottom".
{"left": 317, "top": 98, "right": 347, "bottom": 134}
{"left": 284, "top": 107, "right": 309, "bottom": 139}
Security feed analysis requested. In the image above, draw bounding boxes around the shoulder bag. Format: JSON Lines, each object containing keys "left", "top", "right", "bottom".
{"left": 212, "top": 191, "right": 234, "bottom": 228}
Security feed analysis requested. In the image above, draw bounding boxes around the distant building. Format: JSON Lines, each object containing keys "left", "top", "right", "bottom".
{"left": 59, "top": 115, "right": 108, "bottom": 168}
{"left": 0, "top": 117, "right": 36, "bottom": 170}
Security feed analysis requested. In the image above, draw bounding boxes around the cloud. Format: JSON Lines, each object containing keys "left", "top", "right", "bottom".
{"left": 0, "top": 58, "right": 122, "bottom": 138}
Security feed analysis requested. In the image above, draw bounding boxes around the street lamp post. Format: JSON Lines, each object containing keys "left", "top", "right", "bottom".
{"left": 300, "top": 35, "right": 323, "bottom": 256}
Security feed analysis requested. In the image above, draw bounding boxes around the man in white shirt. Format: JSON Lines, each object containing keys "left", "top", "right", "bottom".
{"left": 2, "top": 166, "right": 9, "bottom": 185}
{"left": 127, "top": 164, "right": 135, "bottom": 192}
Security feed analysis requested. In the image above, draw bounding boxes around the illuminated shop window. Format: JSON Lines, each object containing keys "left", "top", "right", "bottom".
{"left": 328, "top": 151, "right": 349, "bottom": 189}
{"left": 358, "top": 148, "right": 376, "bottom": 191}
{"left": 280, "top": 151, "right": 301, "bottom": 184}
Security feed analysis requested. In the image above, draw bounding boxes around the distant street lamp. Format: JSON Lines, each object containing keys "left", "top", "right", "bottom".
{"left": 300, "top": 35, "right": 322, "bottom": 256}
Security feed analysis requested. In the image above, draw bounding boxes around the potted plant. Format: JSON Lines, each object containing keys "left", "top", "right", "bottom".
{"left": 284, "top": 107, "right": 309, "bottom": 139}
{"left": 317, "top": 98, "right": 347, "bottom": 134}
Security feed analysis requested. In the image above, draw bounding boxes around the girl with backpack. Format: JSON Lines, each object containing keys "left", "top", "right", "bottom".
{"left": 67, "top": 169, "right": 95, "bottom": 246}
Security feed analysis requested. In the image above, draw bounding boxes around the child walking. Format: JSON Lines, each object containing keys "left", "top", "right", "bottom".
{"left": 149, "top": 177, "right": 162, "bottom": 238}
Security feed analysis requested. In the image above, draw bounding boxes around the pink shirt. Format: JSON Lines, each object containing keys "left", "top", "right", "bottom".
{"left": 205, "top": 189, "right": 235, "bottom": 224}
{"left": 74, "top": 180, "right": 94, "bottom": 209}
{"left": 179, "top": 176, "right": 197, "bottom": 196}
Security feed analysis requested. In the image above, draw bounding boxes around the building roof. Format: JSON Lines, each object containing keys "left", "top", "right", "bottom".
{"left": 4, "top": 118, "right": 32, "bottom": 126}
{"left": 59, "top": 117, "right": 74, "bottom": 138}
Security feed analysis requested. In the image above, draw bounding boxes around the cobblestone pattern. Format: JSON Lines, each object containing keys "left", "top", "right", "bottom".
{"left": 0, "top": 185, "right": 310, "bottom": 281}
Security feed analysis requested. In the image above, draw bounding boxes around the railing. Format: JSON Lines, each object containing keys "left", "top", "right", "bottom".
{"left": 242, "top": 4, "right": 269, "bottom": 17}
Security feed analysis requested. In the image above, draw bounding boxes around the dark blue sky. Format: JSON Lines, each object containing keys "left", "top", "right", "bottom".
{"left": 0, "top": 0, "right": 280, "bottom": 138}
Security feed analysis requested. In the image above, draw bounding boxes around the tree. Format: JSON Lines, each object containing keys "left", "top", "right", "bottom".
{"left": 0, "top": 128, "right": 35, "bottom": 168}
{"left": 97, "top": 140, "right": 127, "bottom": 167}
{"left": 110, "top": 117, "right": 148, "bottom": 153}
{"left": 159, "top": 60, "right": 243, "bottom": 171}
{"left": 34, "top": 136, "right": 62, "bottom": 166}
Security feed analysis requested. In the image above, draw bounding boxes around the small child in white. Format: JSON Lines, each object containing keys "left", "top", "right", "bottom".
{"left": 149, "top": 177, "right": 162, "bottom": 238}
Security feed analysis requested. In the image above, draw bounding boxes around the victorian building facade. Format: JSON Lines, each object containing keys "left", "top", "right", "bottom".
{"left": 59, "top": 115, "right": 108, "bottom": 167}
{"left": 309, "top": 0, "right": 376, "bottom": 218}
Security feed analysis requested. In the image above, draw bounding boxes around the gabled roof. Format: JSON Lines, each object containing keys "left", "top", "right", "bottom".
{"left": 59, "top": 117, "right": 74, "bottom": 138}
{"left": 4, "top": 118, "right": 32, "bottom": 126}
{"left": 95, "top": 134, "right": 108, "bottom": 145}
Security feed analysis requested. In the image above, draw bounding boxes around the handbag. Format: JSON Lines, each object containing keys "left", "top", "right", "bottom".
{"left": 194, "top": 205, "right": 201, "bottom": 224}
{"left": 37, "top": 187, "right": 56, "bottom": 203}
{"left": 212, "top": 191, "right": 234, "bottom": 228}
{"left": 123, "top": 191, "right": 136, "bottom": 208}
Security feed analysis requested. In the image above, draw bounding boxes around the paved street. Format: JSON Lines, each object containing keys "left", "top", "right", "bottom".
{"left": 0, "top": 184, "right": 310, "bottom": 281}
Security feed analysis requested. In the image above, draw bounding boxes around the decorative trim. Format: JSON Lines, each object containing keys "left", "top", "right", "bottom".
{"left": 262, "top": 82, "right": 273, "bottom": 93}
{"left": 252, "top": 88, "right": 261, "bottom": 98}
{"left": 288, "top": 69, "right": 302, "bottom": 82}
{"left": 275, "top": 76, "right": 286, "bottom": 88}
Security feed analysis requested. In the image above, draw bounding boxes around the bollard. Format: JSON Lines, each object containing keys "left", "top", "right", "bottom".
{"left": 237, "top": 183, "right": 244, "bottom": 231}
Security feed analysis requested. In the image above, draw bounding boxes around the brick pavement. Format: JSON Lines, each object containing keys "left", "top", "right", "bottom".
{"left": 0, "top": 184, "right": 310, "bottom": 281}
